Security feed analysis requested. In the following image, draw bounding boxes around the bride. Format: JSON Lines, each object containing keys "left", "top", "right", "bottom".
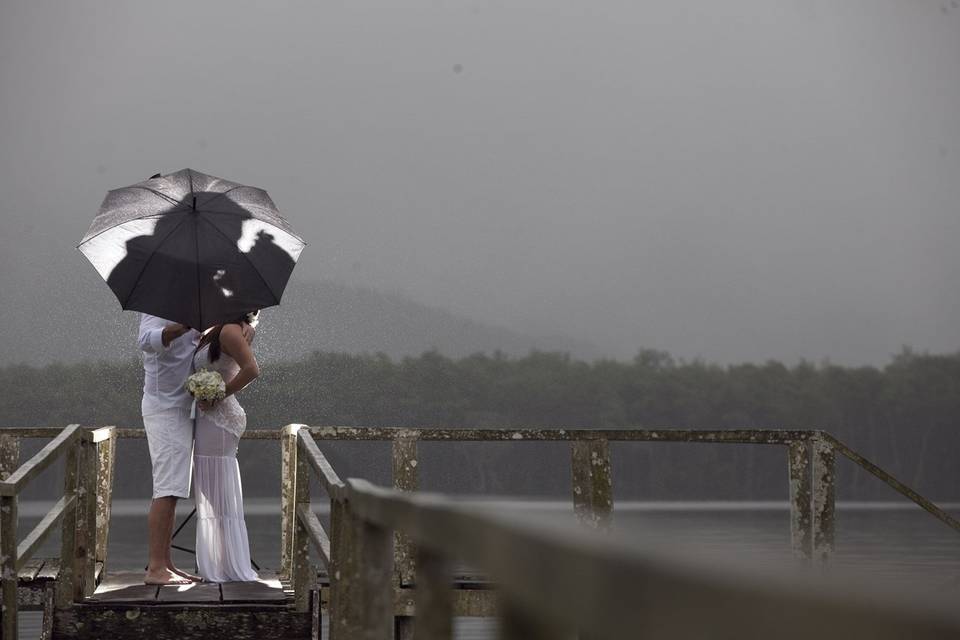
{"left": 192, "top": 310, "right": 260, "bottom": 582}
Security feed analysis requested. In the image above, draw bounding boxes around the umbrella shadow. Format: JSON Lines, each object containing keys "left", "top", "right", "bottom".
{"left": 106, "top": 190, "right": 296, "bottom": 329}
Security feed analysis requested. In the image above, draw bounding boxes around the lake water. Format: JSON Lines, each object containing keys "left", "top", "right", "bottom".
{"left": 18, "top": 499, "right": 960, "bottom": 638}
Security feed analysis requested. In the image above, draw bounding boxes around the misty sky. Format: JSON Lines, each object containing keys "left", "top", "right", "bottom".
{"left": 1, "top": 0, "right": 958, "bottom": 365}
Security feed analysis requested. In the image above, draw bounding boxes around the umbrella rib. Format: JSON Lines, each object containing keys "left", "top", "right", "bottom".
{"left": 118, "top": 212, "right": 192, "bottom": 308}
{"left": 196, "top": 184, "right": 247, "bottom": 211}
{"left": 78, "top": 189, "right": 186, "bottom": 246}
{"left": 196, "top": 214, "right": 281, "bottom": 306}
{"left": 189, "top": 170, "right": 204, "bottom": 328}
{"left": 129, "top": 186, "right": 181, "bottom": 207}
{"left": 77, "top": 212, "right": 174, "bottom": 247}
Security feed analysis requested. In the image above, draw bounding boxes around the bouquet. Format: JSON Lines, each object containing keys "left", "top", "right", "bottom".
{"left": 185, "top": 369, "right": 226, "bottom": 403}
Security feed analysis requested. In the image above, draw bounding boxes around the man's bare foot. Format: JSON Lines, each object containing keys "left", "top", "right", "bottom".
{"left": 144, "top": 568, "right": 193, "bottom": 585}
{"left": 169, "top": 566, "right": 203, "bottom": 583}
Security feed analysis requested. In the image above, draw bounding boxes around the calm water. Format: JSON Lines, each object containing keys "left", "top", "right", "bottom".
{"left": 18, "top": 500, "right": 960, "bottom": 638}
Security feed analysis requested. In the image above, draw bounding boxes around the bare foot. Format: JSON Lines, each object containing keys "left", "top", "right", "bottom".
{"left": 169, "top": 565, "right": 203, "bottom": 583}
{"left": 144, "top": 568, "right": 193, "bottom": 585}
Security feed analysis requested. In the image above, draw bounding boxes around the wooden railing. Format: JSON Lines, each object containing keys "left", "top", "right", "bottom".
{"left": 281, "top": 425, "right": 960, "bottom": 575}
{"left": 0, "top": 425, "right": 955, "bottom": 639}
{"left": 287, "top": 427, "right": 960, "bottom": 639}
{"left": 0, "top": 425, "right": 117, "bottom": 640}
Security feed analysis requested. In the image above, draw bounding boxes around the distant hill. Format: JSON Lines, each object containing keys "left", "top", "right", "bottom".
{"left": 0, "top": 272, "right": 601, "bottom": 365}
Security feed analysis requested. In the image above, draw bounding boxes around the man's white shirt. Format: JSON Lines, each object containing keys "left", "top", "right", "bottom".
{"left": 138, "top": 313, "right": 200, "bottom": 415}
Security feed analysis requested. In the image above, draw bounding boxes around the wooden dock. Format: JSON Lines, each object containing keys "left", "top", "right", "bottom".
{"left": 1, "top": 424, "right": 959, "bottom": 639}
{"left": 54, "top": 571, "right": 312, "bottom": 640}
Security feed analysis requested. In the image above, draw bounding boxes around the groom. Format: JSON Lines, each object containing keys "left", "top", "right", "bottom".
{"left": 138, "top": 313, "right": 202, "bottom": 585}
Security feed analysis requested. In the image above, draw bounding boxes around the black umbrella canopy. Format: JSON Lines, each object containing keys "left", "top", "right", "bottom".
{"left": 78, "top": 169, "right": 306, "bottom": 330}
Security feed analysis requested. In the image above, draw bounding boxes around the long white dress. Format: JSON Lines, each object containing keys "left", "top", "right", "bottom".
{"left": 192, "top": 344, "right": 259, "bottom": 582}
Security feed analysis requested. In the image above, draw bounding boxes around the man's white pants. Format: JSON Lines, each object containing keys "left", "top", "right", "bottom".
{"left": 143, "top": 407, "right": 194, "bottom": 499}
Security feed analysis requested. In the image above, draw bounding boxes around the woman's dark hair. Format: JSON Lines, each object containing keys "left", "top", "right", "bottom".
{"left": 197, "top": 310, "right": 259, "bottom": 362}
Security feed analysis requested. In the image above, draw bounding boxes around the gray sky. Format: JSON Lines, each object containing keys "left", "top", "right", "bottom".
{"left": 1, "top": 0, "right": 958, "bottom": 364}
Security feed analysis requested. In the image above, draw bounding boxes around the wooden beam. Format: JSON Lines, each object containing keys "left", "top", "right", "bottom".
{"left": 94, "top": 427, "right": 117, "bottom": 567}
{"left": 413, "top": 547, "right": 453, "bottom": 640}
{"left": 0, "top": 424, "right": 81, "bottom": 496}
{"left": 0, "top": 493, "right": 18, "bottom": 640}
{"left": 296, "top": 503, "right": 331, "bottom": 570}
{"left": 0, "top": 434, "right": 20, "bottom": 481}
{"left": 55, "top": 438, "right": 79, "bottom": 608}
{"left": 291, "top": 433, "right": 313, "bottom": 613}
{"left": 788, "top": 440, "right": 813, "bottom": 561}
{"left": 392, "top": 433, "right": 418, "bottom": 587}
{"left": 571, "top": 439, "right": 613, "bottom": 531}
{"left": 824, "top": 432, "right": 960, "bottom": 535}
{"left": 75, "top": 434, "right": 98, "bottom": 598}
{"left": 279, "top": 424, "right": 301, "bottom": 578}
{"left": 16, "top": 494, "right": 75, "bottom": 570}
{"left": 308, "top": 426, "right": 816, "bottom": 444}
{"left": 812, "top": 436, "right": 836, "bottom": 565}
{"left": 297, "top": 429, "right": 346, "bottom": 496}
{"left": 345, "top": 478, "right": 960, "bottom": 640}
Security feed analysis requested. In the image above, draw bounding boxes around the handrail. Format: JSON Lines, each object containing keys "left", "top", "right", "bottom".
{"left": 823, "top": 432, "right": 960, "bottom": 534}
{"left": 341, "top": 478, "right": 960, "bottom": 639}
{"left": 297, "top": 427, "right": 346, "bottom": 496}
{"left": 0, "top": 424, "right": 81, "bottom": 496}
{"left": 15, "top": 493, "right": 76, "bottom": 570}
{"left": 295, "top": 503, "right": 331, "bottom": 569}
{"left": 0, "top": 425, "right": 821, "bottom": 442}
{"left": 0, "top": 424, "right": 103, "bottom": 640}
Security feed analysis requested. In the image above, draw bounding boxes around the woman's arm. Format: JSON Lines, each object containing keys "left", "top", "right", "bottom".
{"left": 219, "top": 323, "right": 260, "bottom": 398}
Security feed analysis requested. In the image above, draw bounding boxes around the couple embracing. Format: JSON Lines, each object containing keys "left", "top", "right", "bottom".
{"left": 138, "top": 311, "right": 260, "bottom": 585}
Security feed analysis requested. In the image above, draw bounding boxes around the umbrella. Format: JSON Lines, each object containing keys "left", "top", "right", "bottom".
{"left": 78, "top": 168, "right": 305, "bottom": 330}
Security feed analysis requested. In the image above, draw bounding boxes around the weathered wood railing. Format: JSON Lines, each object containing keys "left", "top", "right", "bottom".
{"left": 0, "top": 425, "right": 117, "bottom": 640}
{"left": 281, "top": 426, "right": 960, "bottom": 572}
{"left": 1, "top": 425, "right": 956, "bottom": 639}
{"left": 287, "top": 427, "right": 960, "bottom": 639}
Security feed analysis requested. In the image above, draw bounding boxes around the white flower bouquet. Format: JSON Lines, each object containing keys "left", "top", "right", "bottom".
{"left": 185, "top": 369, "right": 226, "bottom": 403}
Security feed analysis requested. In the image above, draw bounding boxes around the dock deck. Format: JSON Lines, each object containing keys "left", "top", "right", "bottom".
{"left": 54, "top": 570, "right": 315, "bottom": 640}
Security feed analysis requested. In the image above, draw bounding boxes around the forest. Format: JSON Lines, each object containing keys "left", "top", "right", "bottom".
{"left": 1, "top": 348, "right": 957, "bottom": 501}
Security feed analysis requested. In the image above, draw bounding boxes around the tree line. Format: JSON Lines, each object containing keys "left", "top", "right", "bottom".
{"left": 1, "top": 348, "right": 957, "bottom": 500}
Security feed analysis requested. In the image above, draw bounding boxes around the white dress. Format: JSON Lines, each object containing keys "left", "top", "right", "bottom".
{"left": 192, "top": 344, "right": 259, "bottom": 582}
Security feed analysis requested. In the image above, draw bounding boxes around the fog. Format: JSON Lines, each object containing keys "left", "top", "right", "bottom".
{"left": 2, "top": 0, "right": 958, "bottom": 365}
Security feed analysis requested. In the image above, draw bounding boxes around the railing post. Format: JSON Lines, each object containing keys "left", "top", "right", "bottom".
{"left": 328, "top": 497, "right": 350, "bottom": 640}
{"left": 0, "top": 432, "right": 18, "bottom": 640}
{"left": 56, "top": 436, "right": 79, "bottom": 608}
{"left": 331, "top": 498, "right": 393, "bottom": 640}
{"left": 280, "top": 424, "right": 302, "bottom": 579}
{"left": 393, "top": 432, "right": 419, "bottom": 639}
{"left": 571, "top": 439, "right": 613, "bottom": 530}
{"left": 292, "top": 430, "right": 313, "bottom": 613}
{"left": 414, "top": 547, "right": 453, "bottom": 640}
{"left": 0, "top": 493, "right": 17, "bottom": 640}
{"left": 94, "top": 427, "right": 117, "bottom": 571}
{"left": 357, "top": 516, "right": 394, "bottom": 639}
{"left": 74, "top": 432, "right": 98, "bottom": 599}
{"left": 788, "top": 439, "right": 813, "bottom": 561}
{"left": 0, "top": 434, "right": 20, "bottom": 481}
{"left": 812, "top": 434, "right": 836, "bottom": 564}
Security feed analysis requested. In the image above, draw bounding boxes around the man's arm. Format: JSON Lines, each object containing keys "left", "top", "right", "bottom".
{"left": 138, "top": 315, "right": 191, "bottom": 353}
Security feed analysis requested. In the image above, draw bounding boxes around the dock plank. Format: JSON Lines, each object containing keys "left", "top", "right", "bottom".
{"left": 220, "top": 574, "right": 287, "bottom": 603}
{"left": 17, "top": 557, "right": 45, "bottom": 581}
{"left": 35, "top": 558, "right": 61, "bottom": 581}
{"left": 89, "top": 572, "right": 159, "bottom": 603}
{"left": 157, "top": 582, "right": 222, "bottom": 602}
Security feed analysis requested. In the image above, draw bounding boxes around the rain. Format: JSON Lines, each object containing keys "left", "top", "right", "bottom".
{"left": 1, "top": 1, "right": 958, "bottom": 638}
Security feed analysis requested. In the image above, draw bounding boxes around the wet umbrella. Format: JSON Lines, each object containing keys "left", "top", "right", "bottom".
{"left": 78, "top": 168, "right": 306, "bottom": 330}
